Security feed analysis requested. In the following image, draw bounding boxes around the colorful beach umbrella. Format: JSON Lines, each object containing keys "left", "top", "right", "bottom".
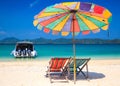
{"left": 33, "top": 2, "right": 112, "bottom": 84}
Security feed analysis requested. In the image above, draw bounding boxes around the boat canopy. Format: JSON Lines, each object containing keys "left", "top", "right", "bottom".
{"left": 16, "top": 42, "right": 33, "bottom": 51}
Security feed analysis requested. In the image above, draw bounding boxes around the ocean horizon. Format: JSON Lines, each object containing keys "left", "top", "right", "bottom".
{"left": 0, "top": 44, "right": 120, "bottom": 61}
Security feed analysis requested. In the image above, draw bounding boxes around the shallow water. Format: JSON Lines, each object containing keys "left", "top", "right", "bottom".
{"left": 0, "top": 44, "right": 120, "bottom": 61}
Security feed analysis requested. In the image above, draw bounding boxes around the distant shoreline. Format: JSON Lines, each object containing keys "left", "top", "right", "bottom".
{"left": 0, "top": 37, "right": 120, "bottom": 44}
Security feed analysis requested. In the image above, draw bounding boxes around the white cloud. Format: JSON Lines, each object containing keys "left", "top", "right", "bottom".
{"left": 0, "top": 31, "right": 6, "bottom": 35}
{"left": 30, "top": 0, "right": 40, "bottom": 8}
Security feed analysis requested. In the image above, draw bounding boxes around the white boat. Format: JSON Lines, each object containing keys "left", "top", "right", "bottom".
{"left": 11, "top": 41, "right": 37, "bottom": 58}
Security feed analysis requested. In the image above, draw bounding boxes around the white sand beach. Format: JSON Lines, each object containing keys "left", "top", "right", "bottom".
{"left": 0, "top": 59, "right": 120, "bottom": 86}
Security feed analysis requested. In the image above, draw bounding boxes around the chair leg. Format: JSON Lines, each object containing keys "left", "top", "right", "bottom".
{"left": 65, "top": 75, "right": 69, "bottom": 82}
{"left": 46, "top": 71, "right": 48, "bottom": 77}
{"left": 48, "top": 69, "right": 52, "bottom": 83}
{"left": 67, "top": 67, "right": 71, "bottom": 79}
{"left": 86, "top": 64, "right": 88, "bottom": 78}
{"left": 50, "top": 76, "right": 52, "bottom": 83}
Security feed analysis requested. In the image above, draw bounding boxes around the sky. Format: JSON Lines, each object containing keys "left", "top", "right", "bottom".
{"left": 0, "top": 0, "right": 120, "bottom": 40}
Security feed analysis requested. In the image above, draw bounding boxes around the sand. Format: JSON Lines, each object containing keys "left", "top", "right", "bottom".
{"left": 0, "top": 59, "right": 120, "bottom": 86}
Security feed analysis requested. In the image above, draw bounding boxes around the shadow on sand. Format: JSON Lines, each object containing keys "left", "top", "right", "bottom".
{"left": 69, "top": 71, "right": 105, "bottom": 80}
{"left": 45, "top": 72, "right": 105, "bottom": 83}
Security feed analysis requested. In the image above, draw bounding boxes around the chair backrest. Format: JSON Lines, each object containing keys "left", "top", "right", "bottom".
{"left": 49, "top": 58, "right": 70, "bottom": 72}
{"left": 69, "top": 58, "right": 90, "bottom": 71}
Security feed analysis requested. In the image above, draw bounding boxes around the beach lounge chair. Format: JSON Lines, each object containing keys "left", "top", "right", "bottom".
{"left": 68, "top": 58, "right": 91, "bottom": 79}
{"left": 46, "top": 57, "right": 71, "bottom": 83}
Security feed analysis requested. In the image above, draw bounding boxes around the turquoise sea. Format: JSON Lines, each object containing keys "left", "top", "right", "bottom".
{"left": 0, "top": 44, "right": 120, "bottom": 61}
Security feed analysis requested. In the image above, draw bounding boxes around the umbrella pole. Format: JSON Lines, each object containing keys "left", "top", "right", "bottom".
{"left": 72, "top": 15, "right": 76, "bottom": 84}
{"left": 73, "top": 32, "right": 76, "bottom": 84}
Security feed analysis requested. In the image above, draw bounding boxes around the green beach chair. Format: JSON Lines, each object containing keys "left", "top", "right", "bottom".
{"left": 68, "top": 58, "right": 91, "bottom": 79}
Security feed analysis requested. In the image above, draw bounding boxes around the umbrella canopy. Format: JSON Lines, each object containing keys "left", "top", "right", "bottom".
{"left": 33, "top": 2, "right": 112, "bottom": 84}
{"left": 33, "top": 2, "right": 112, "bottom": 36}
